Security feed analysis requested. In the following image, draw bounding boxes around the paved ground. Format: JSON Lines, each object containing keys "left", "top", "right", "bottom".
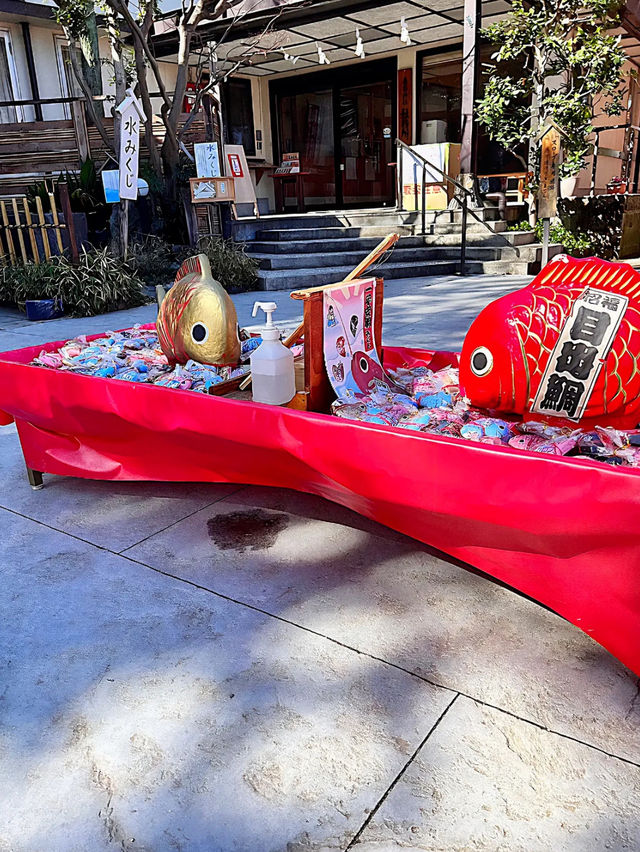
{"left": 1, "top": 274, "right": 639, "bottom": 852}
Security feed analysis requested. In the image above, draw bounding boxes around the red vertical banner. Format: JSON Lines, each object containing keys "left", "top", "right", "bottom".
{"left": 397, "top": 68, "right": 413, "bottom": 145}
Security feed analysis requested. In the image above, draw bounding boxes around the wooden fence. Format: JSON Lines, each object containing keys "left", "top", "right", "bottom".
{"left": 0, "top": 186, "right": 77, "bottom": 266}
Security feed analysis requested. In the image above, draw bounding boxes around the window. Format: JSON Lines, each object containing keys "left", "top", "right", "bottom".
{"left": 55, "top": 36, "right": 81, "bottom": 119}
{"left": 0, "top": 31, "right": 21, "bottom": 124}
{"left": 222, "top": 78, "right": 256, "bottom": 156}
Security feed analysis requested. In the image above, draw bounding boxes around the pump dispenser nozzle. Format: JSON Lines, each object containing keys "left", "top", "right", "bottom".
{"left": 252, "top": 301, "right": 280, "bottom": 340}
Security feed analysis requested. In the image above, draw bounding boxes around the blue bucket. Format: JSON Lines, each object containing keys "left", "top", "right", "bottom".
{"left": 25, "top": 297, "right": 64, "bottom": 321}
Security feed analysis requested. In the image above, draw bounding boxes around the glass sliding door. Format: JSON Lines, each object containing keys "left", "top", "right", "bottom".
{"left": 277, "top": 88, "right": 336, "bottom": 207}
{"left": 338, "top": 80, "right": 394, "bottom": 206}
{"left": 272, "top": 59, "right": 396, "bottom": 211}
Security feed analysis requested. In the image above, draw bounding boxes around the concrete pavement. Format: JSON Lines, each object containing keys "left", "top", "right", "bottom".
{"left": 1, "top": 274, "right": 639, "bottom": 852}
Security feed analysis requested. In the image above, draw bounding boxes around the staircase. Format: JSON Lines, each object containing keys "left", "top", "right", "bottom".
{"left": 231, "top": 208, "right": 562, "bottom": 291}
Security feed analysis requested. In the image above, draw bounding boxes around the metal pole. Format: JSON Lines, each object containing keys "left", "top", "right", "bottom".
{"left": 421, "top": 163, "right": 426, "bottom": 236}
{"left": 460, "top": 192, "right": 468, "bottom": 275}
{"left": 542, "top": 217, "right": 550, "bottom": 267}
{"left": 397, "top": 140, "right": 404, "bottom": 211}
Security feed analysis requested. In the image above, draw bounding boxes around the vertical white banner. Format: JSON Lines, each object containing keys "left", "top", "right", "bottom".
{"left": 117, "top": 91, "right": 145, "bottom": 201}
{"left": 119, "top": 102, "right": 140, "bottom": 200}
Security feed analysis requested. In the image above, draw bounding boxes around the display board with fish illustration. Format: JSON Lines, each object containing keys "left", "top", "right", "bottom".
{"left": 460, "top": 254, "right": 640, "bottom": 427}
{"left": 157, "top": 254, "right": 240, "bottom": 366}
{"left": 323, "top": 278, "right": 401, "bottom": 399}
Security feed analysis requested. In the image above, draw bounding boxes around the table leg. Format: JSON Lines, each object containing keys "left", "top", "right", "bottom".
{"left": 26, "top": 466, "right": 44, "bottom": 490}
{"left": 297, "top": 175, "right": 305, "bottom": 213}
{"left": 274, "top": 179, "right": 284, "bottom": 214}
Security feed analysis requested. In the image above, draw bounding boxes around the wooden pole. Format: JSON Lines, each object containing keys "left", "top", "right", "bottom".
{"left": 59, "top": 182, "right": 79, "bottom": 263}
{"left": 1, "top": 201, "right": 16, "bottom": 264}
{"left": 48, "top": 192, "right": 65, "bottom": 256}
{"left": 71, "top": 99, "right": 90, "bottom": 163}
{"left": 22, "top": 198, "right": 38, "bottom": 263}
{"left": 460, "top": 0, "right": 481, "bottom": 178}
{"left": 11, "top": 199, "right": 27, "bottom": 264}
{"left": 35, "top": 196, "right": 51, "bottom": 260}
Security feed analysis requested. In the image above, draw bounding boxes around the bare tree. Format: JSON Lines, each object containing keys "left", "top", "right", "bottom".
{"left": 54, "top": 0, "right": 284, "bottom": 199}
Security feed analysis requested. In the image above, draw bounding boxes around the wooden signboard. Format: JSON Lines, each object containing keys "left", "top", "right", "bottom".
{"left": 538, "top": 124, "right": 561, "bottom": 219}
{"left": 189, "top": 176, "right": 235, "bottom": 203}
{"left": 223, "top": 144, "right": 258, "bottom": 216}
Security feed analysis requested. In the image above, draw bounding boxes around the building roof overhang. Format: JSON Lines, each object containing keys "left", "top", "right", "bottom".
{"left": 151, "top": 0, "right": 512, "bottom": 72}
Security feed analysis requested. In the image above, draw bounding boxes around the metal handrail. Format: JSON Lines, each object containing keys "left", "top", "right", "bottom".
{"left": 395, "top": 138, "right": 520, "bottom": 274}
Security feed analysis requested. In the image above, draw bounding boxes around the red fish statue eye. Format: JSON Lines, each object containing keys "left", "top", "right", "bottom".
{"left": 460, "top": 255, "right": 640, "bottom": 428}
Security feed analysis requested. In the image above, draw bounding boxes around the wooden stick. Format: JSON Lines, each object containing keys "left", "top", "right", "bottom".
{"left": 290, "top": 233, "right": 399, "bottom": 300}
{"left": 12, "top": 198, "right": 27, "bottom": 264}
{"left": 49, "top": 192, "right": 65, "bottom": 255}
{"left": 22, "top": 197, "right": 39, "bottom": 264}
{"left": 0, "top": 201, "right": 16, "bottom": 264}
{"left": 35, "top": 196, "right": 51, "bottom": 260}
{"left": 239, "top": 233, "right": 399, "bottom": 392}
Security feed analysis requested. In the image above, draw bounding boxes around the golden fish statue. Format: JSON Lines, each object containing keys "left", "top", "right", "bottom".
{"left": 156, "top": 254, "right": 241, "bottom": 366}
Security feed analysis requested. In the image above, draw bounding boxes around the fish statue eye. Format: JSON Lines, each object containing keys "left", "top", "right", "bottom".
{"left": 191, "top": 322, "right": 209, "bottom": 344}
{"left": 359, "top": 357, "right": 369, "bottom": 372}
{"left": 470, "top": 346, "right": 493, "bottom": 377}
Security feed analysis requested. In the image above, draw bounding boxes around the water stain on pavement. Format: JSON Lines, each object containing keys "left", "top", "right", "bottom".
{"left": 207, "top": 509, "right": 289, "bottom": 552}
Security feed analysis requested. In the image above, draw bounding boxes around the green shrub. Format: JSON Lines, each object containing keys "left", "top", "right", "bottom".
{"left": 506, "top": 220, "right": 533, "bottom": 232}
{"left": 128, "top": 235, "right": 188, "bottom": 288}
{"left": 0, "top": 247, "right": 150, "bottom": 317}
{"left": 56, "top": 247, "right": 150, "bottom": 316}
{"left": 197, "top": 236, "right": 259, "bottom": 292}
{"left": 557, "top": 195, "right": 624, "bottom": 259}
{"left": 0, "top": 258, "right": 62, "bottom": 305}
{"left": 533, "top": 220, "right": 593, "bottom": 257}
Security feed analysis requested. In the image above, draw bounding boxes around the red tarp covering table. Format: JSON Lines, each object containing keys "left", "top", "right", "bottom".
{"left": 1, "top": 329, "right": 639, "bottom": 676}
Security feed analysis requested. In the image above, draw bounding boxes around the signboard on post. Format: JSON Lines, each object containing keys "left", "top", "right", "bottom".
{"left": 538, "top": 123, "right": 561, "bottom": 220}
{"left": 116, "top": 89, "right": 145, "bottom": 202}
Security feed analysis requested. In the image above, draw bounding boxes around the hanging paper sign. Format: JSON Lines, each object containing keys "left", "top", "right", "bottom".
{"left": 397, "top": 68, "right": 412, "bottom": 145}
{"left": 116, "top": 89, "right": 145, "bottom": 201}
{"left": 227, "top": 152, "right": 244, "bottom": 178}
{"left": 323, "top": 278, "right": 395, "bottom": 400}
{"left": 194, "top": 142, "right": 221, "bottom": 178}
{"left": 531, "top": 286, "right": 629, "bottom": 420}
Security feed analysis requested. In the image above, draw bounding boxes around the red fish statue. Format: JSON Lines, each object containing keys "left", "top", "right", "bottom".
{"left": 460, "top": 255, "right": 640, "bottom": 428}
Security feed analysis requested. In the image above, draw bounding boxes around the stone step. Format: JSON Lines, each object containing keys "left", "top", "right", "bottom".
{"left": 251, "top": 245, "right": 511, "bottom": 270}
{"left": 257, "top": 259, "right": 485, "bottom": 290}
{"left": 246, "top": 230, "right": 536, "bottom": 254}
{"left": 430, "top": 220, "right": 508, "bottom": 234}
{"left": 247, "top": 235, "right": 428, "bottom": 254}
{"left": 254, "top": 225, "right": 417, "bottom": 241}
{"left": 232, "top": 209, "right": 423, "bottom": 240}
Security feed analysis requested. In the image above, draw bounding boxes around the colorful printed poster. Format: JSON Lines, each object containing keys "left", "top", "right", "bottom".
{"left": 323, "top": 278, "right": 394, "bottom": 400}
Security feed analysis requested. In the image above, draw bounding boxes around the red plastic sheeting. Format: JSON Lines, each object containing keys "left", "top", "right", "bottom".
{"left": 1, "top": 329, "right": 639, "bottom": 676}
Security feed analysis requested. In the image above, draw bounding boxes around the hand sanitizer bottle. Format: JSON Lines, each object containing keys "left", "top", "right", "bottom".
{"left": 250, "top": 301, "right": 296, "bottom": 405}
